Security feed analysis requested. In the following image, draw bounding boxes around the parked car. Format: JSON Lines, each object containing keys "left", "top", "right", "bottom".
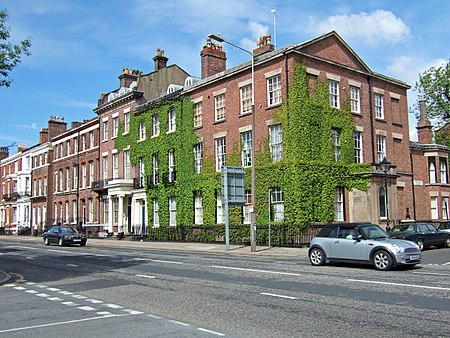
{"left": 437, "top": 221, "right": 450, "bottom": 234}
{"left": 390, "top": 223, "right": 450, "bottom": 251}
{"left": 43, "top": 226, "right": 87, "bottom": 247}
{"left": 308, "top": 223, "right": 421, "bottom": 271}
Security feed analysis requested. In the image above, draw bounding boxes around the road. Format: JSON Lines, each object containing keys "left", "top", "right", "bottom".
{"left": 0, "top": 239, "right": 449, "bottom": 337}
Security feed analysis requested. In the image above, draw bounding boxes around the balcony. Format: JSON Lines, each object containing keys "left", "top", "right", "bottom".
{"left": 30, "top": 195, "right": 47, "bottom": 203}
{"left": 146, "top": 174, "right": 159, "bottom": 187}
{"left": 91, "top": 179, "right": 110, "bottom": 192}
{"left": 162, "top": 171, "right": 176, "bottom": 185}
{"left": 133, "top": 177, "right": 145, "bottom": 189}
{"left": 3, "top": 192, "right": 19, "bottom": 201}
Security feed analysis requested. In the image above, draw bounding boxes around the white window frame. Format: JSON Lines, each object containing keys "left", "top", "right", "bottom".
{"left": 240, "top": 84, "right": 252, "bottom": 115}
{"left": 216, "top": 196, "right": 224, "bottom": 224}
{"left": 269, "top": 124, "right": 282, "bottom": 162}
{"left": 81, "top": 163, "right": 87, "bottom": 188}
{"left": 153, "top": 198, "right": 159, "bottom": 227}
{"left": 168, "top": 151, "right": 175, "bottom": 182}
{"left": 139, "top": 121, "right": 146, "bottom": 141}
{"left": 440, "top": 158, "right": 448, "bottom": 184}
{"left": 329, "top": 80, "right": 339, "bottom": 108}
{"left": 334, "top": 187, "right": 344, "bottom": 221}
{"left": 271, "top": 187, "right": 284, "bottom": 222}
{"left": 168, "top": 107, "right": 176, "bottom": 133}
{"left": 375, "top": 93, "right": 384, "bottom": 119}
{"left": 429, "top": 158, "right": 436, "bottom": 184}
{"left": 267, "top": 75, "right": 282, "bottom": 106}
{"left": 376, "top": 135, "right": 386, "bottom": 163}
{"left": 103, "top": 155, "right": 108, "bottom": 180}
{"left": 350, "top": 86, "right": 360, "bottom": 113}
{"left": 152, "top": 154, "right": 159, "bottom": 185}
{"left": 353, "top": 131, "right": 363, "bottom": 163}
{"left": 431, "top": 196, "right": 438, "bottom": 220}
{"left": 194, "top": 101, "right": 202, "bottom": 128}
{"left": 443, "top": 197, "right": 449, "bottom": 220}
{"left": 124, "top": 112, "right": 130, "bottom": 134}
{"left": 112, "top": 117, "right": 119, "bottom": 138}
{"left": 89, "top": 131, "right": 95, "bottom": 148}
{"left": 152, "top": 114, "right": 160, "bottom": 137}
{"left": 169, "top": 196, "right": 176, "bottom": 226}
{"left": 214, "top": 94, "right": 226, "bottom": 122}
{"left": 241, "top": 130, "right": 252, "bottom": 168}
{"left": 379, "top": 186, "right": 387, "bottom": 219}
{"left": 215, "top": 137, "right": 226, "bottom": 172}
{"left": 103, "top": 121, "right": 109, "bottom": 141}
{"left": 124, "top": 150, "right": 131, "bottom": 180}
{"left": 332, "top": 129, "right": 340, "bottom": 162}
{"left": 194, "top": 143, "right": 203, "bottom": 174}
{"left": 194, "top": 193, "right": 203, "bottom": 225}
{"left": 243, "top": 190, "right": 251, "bottom": 224}
{"left": 89, "top": 162, "right": 94, "bottom": 187}
{"left": 112, "top": 153, "right": 119, "bottom": 179}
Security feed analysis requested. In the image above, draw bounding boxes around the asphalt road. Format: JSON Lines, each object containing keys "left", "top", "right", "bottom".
{"left": 0, "top": 240, "right": 449, "bottom": 337}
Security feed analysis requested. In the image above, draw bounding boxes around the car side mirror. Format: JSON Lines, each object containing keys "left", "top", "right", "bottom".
{"left": 355, "top": 235, "right": 363, "bottom": 241}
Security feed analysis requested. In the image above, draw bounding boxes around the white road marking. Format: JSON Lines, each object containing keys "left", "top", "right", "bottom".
{"left": 72, "top": 295, "right": 87, "bottom": 299}
{"left": 148, "top": 259, "right": 183, "bottom": 265}
{"left": 13, "top": 286, "right": 26, "bottom": 290}
{"left": 106, "top": 303, "right": 123, "bottom": 309}
{"left": 260, "top": 292, "right": 297, "bottom": 300}
{"left": 58, "top": 291, "right": 74, "bottom": 295}
{"left": 47, "top": 287, "right": 61, "bottom": 292}
{"left": 61, "top": 301, "right": 78, "bottom": 306}
{"left": 413, "top": 271, "right": 450, "bottom": 277}
{"left": 348, "top": 279, "right": 450, "bottom": 291}
{"left": 36, "top": 285, "right": 48, "bottom": 288}
{"left": 212, "top": 265, "right": 302, "bottom": 276}
{"left": 48, "top": 249, "right": 71, "bottom": 254}
{"left": 97, "top": 311, "right": 112, "bottom": 316}
{"left": 169, "top": 320, "right": 190, "bottom": 326}
{"left": 123, "top": 309, "right": 144, "bottom": 315}
{"left": 25, "top": 290, "right": 38, "bottom": 294}
{"left": 136, "top": 274, "right": 156, "bottom": 279}
{"left": 26, "top": 257, "right": 34, "bottom": 260}
{"left": 11, "top": 246, "right": 38, "bottom": 250}
{"left": 87, "top": 299, "right": 103, "bottom": 304}
{"left": 443, "top": 261, "right": 450, "bottom": 265}
{"left": 198, "top": 328, "right": 226, "bottom": 336}
{"left": 47, "top": 297, "right": 63, "bottom": 301}
{"left": 148, "top": 314, "right": 162, "bottom": 319}
{"left": 0, "top": 314, "right": 130, "bottom": 334}
{"left": 25, "top": 282, "right": 35, "bottom": 285}
{"left": 67, "top": 264, "right": 79, "bottom": 267}
{"left": 78, "top": 306, "right": 96, "bottom": 311}
{"left": 36, "top": 293, "right": 50, "bottom": 297}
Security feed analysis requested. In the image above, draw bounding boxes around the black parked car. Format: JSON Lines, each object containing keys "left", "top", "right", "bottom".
{"left": 43, "top": 226, "right": 87, "bottom": 247}
{"left": 390, "top": 222, "right": 450, "bottom": 251}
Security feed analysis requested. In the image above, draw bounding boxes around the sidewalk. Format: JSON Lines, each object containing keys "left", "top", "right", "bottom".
{"left": 0, "top": 235, "right": 309, "bottom": 257}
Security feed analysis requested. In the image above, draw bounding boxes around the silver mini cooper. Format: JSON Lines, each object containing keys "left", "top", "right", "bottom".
{"left": 308, "top": 223, "right": 421, "bottom": 271}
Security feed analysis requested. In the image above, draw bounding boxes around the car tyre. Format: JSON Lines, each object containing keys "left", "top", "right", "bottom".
{"left": 309, "top": 248, "right": 326, "bottom": 266}
{"left": 44, "top": 237, "right": 50, "bottom": 246}
{"left": 416, "top": 239, "right": 424, "bottom": 251}
{"left": 58, "top": 238, "right": 64, "bottom": 247}
{"left": 80, "top": 242, "right": 86, "bottom": 247}
{"left": 373, "top": 250, "right": 393, "bottom": 271}
{"left": 444, "top": 236, "right": 450, "bottom": 248}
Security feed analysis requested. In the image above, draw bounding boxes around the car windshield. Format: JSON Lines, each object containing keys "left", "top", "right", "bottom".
{"left": 360, "top": 224, "right": 388, "bottom": 239}
{"left": 391, "top": 224, "right": 415, "bottom": 234}
{"left": 59, "top": 227, "right": 78, "bottom": 234}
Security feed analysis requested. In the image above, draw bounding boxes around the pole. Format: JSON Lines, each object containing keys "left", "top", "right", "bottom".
{"left": 268, "top": 189, "right": 271, "bottom": 249}
{"left": 250, "top": 52, "right": 257, "bottom": 252}
{"left": 76, "top": 132, "right": 80, "bottom": 230}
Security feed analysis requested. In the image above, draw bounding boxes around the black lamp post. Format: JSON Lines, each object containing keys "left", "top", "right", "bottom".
{"left": 379, "top": 157, "right": 392, "bottom": 229}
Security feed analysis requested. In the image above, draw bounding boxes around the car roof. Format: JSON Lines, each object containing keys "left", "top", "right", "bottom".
{"left": 315, "top": 223, "right": 375, "bottom": 237}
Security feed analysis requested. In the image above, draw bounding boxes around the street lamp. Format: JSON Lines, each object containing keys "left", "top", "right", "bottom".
{"left": 379, "top": 157, "right": 391, "bottom": 230}
{"left": 208, "top": 33, "right": 257, "bottom": 252}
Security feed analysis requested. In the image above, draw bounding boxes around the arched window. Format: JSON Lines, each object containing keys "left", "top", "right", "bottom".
{"left": 379, "top": 186, "right": 387, "bottom": 219}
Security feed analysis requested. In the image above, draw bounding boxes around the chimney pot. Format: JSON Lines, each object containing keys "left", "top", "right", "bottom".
{"left": 153, "top": 49, "right": 169, "bottom": 71}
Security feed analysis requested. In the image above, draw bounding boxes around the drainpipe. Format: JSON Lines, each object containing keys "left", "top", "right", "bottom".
{"left": 367, "top": 76, "right": 376, "bottom": 164}
{"left": 409, "top": 150, "right": 417, "bottom": 220}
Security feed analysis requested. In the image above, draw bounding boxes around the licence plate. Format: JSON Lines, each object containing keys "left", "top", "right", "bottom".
{"left": 73, "top": 239, "right": 81, "bottom": 242}
{"left": 410, "top": 255, "right": 420, "bottom": 260}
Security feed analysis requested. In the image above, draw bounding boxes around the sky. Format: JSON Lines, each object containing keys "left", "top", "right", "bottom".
{"left": 1, "top": 0, "right": 449, "bottom": 154}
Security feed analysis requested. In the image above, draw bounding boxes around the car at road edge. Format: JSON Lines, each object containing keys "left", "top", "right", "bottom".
{"left": 308, "top": 223, "right": 421, "bottom": 271}
{"left": 42, "top": 226, "right": 87, "bottom": 247}
{"left": 389, "top": 222, "right": 450, "bottom": 251}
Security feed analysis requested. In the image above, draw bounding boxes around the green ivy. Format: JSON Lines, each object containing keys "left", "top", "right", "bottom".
{"left": 115, "top": 63, "right": 370, "bottom": 243}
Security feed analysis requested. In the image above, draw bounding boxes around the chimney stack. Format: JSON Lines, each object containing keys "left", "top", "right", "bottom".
{"left": 153, "top": 49, "right": 169, "bottom": 71}
{"left": 119, "top": 68, "right": 141, "bottom": 88}
{"left": 417, "top": 98, "right": 433, "bottom": 144}
{"left": 0, "top": 147, "right": 9, "bottom": 161}
{"left": 17, "top": 144, "right": 27, "bottom": 153}
{"left": 39, "top": 128, "right": 49, "bottom": 144}
{"left": 48, "top": 115, "right": 67, "bottom": 140}
{"left": 253, "top": 34, "right": 274, "bottom": 57}
{"left": 201, "top": 38, "right": 227, "bottom": 79}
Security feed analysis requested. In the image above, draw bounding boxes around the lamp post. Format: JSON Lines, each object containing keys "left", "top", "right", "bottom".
{"left": 379, "top": 157, "right": 391, "bottom": 229}
{"left": 208, "top": 33, "right": 257, "bottom": 252}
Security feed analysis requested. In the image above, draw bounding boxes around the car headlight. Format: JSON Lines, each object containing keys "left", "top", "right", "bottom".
{"left": 391, "top": 244, "right": 401, "bottom": 254}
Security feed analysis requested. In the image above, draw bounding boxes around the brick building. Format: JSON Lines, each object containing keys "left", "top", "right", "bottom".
{"left": 93, "top": 49, "right": 190, "bottom": 236}
{"left": 51, "top": 117, "right": 100, "bottom": 235}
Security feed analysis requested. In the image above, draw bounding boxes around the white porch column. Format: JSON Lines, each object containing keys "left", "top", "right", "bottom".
{"left": 118, "top": 195, "right": 124, "bottom": 233}
{"left": 108, "top": 195, "right": 113, "bottom": 233}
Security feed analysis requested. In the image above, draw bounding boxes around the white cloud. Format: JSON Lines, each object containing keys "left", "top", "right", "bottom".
{"left": 240, "top": 21, "right": 270, "bottom": 51}
{"left": 308, "top": 10, "right": 411, "bottom": 45}
{"left": 16, "top": 122, "right": 38, "bottom": 130}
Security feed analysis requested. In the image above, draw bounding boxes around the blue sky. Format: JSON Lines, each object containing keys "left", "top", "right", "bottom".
{"left": 1, "top": 0, "right": 449, "bottom": 153}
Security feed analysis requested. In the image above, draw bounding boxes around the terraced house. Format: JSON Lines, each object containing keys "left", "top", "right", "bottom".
{"left": 1, "top": 31, "right": 449, "bottom": 240}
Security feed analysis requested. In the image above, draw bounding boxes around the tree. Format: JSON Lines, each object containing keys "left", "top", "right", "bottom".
{"left": 0, "top": 9, "right": 31, "bottom": 87}
{"left": 415, "top": 60, "right": 450, "bottom": 127}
